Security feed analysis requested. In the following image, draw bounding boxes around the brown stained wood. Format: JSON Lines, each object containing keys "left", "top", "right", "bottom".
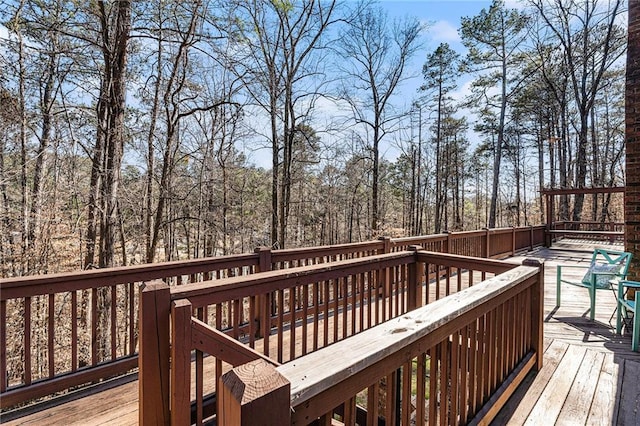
{"left": 218, "top": 359, "right": 290, "bottom": 426}
{"left": 71, "top": 290, "right": 77, "bottom": 372}
{"left": 586, "top": 353, "right": 619, "bottom": 426}
{"left": 171, "top": 251, "right": 414, "bottom": 308}
{"left": 401, "top": 362, "right": 411, "bottom": 425}
{"left": 555, "top": 349, "right": 604, "bottom": 425}
{"left": 138, "top": 281, "right": 170, "bottom": 426}
{"left": 526, "top": 344, "right": 588, "bottom": 423}
{"left": 25, "top": 296, "right": 31, "bottom": 386}
{"left": 0, "top": 356, "right": 138, "bottom": 410}
{"left": 191, "top": 319, "right": 277, "bottom": 368}
{"left": 91, "top": 288, "right": 97, "bottom": 366}
{"left": 616, "top": 359, "right": 640, "bottom": 426}
{"left": 48, "top": 294, "right": 54, "bottom": 379}
{"left": 170, "top": 300, "right": 192, "bottom": 426}
{"left": 10, "top": 241, "right": 639, "bottom": 426}
{"left": 470, "top": 352, "right": 537, "bottom": 426}
{"left": 451, "top": 331, "right": 459, "bottom": 424}
{"left": 128, "top": 282, "right": 135, "bottom": 355}
{"left": 111, "top": 286, "right": 117, "bottom": 360}
{"left": 1, "top": 299, "right": 6, "bottom": 392}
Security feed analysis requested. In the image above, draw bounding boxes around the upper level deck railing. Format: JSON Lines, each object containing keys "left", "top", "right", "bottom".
{"left": 163, "top": 250, "right": 543, "bottom": 425}
{"left": 1, "top": 226, "right": 544, "bottom": 411}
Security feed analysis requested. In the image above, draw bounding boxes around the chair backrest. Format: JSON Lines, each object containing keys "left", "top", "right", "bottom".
{"left": 590, "top": 248, "right": 633, "bottom": 278}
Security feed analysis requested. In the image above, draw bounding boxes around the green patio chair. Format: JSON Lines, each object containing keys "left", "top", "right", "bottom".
{"left": 556, "top": 248, "right": 633, "bottom": 321}
{"left": 616, "top": 280, "right": 640, "bottom": 352}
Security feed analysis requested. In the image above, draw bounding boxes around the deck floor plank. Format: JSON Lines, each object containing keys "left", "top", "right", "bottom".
{"left": 586, "top": 353, "right": 620, "bottom": 426}
{"left": 616, "top": 358, "right": 640, "bottom": 426}
{"left": 555, "top": 349, "right": 604, "bottom": 426}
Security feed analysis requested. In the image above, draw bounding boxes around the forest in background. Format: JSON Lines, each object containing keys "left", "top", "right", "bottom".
{"left": 0, "top": 0, "right": 628, "bottom": 277}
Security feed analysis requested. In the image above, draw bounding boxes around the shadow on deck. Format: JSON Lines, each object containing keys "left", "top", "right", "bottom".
{"left": 3, "top": 241, "right": 640, "bottom": 425}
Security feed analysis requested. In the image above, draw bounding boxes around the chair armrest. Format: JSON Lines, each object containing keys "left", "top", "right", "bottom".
{"left": 620, "top": 280, "right": 640, "bottom": 290}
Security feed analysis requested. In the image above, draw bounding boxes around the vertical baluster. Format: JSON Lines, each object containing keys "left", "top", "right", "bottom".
{"left": 71, "top": 291, "right": 77, "bottom": 371}
{"left": 111, "top": 285, "right": 117, "bottom": 360}
{"left": 233, "top": 298, "right": 240, "bottom": 340}
{"left": 416, "top": 353, "right": 426, "bottom": 425}
{"left": 367, "top": 383, "right": 379, "bottom": 425}
{"left": 290, "top": 287, "right": 296, "bottom": 361}
{"left": 429, "top": 345, "right": 439, "bottom": 425}
{"left": 48, "top": 294, "right": 55, "bottom": 378}
{"left": 1, "top": 299, "right": 6, "bottom": 391}
{"left": 91, "top": 288, "right": 97, "bottom": 365}
{"left": 25, "top": 296, "right": 32, "bottom": 386}
{"left": 401, "top": 361, "right": 411, "bottom": 425}
{"left": 323, "top": 281, "right": 329, "bottom": 347}
{"left": 302, "top": 284, "right": 308, "bottom": 356}
{"left": 128, "top": 282, "right": 135, "bottom": 355}
{"left": 460, "top": 325, "right": 469, "bottom": 423}
{"left": 262, "top": 293, "right": 271, "bottom": 357}
{"left": 277, "top": 290, "right": 284, "bottom": 363}
{"left": 440, "top": 339, "right": 450, "bottom": 425}
{"left": 313, "top": 283, "right": 319, "bottom": 352}
{"left": 342, "top": 277, "right": 348, "bottom": 339}
{"left": 249, "top": 296, "right": 256, "bottom": 348}
{"left": 451, "top": 331, "right": 460, "bottom": 423}
{"left": 333, "top": 279, "right": 339, "bottom": 343}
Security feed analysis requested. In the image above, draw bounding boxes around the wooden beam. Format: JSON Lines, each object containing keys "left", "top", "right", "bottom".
{"left": 541, "top": 187, "right": 625, "bottom": 196}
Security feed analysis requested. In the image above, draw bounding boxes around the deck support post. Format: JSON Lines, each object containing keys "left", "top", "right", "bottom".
{"left": 139, "top": 280, "right": 171, "bottom": 426}
{"left": 218, "top": 359, "right": 290, "bottom": 426}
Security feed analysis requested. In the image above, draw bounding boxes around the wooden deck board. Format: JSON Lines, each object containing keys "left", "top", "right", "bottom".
{"left": 5, "top": 241, "right": 640, "bottom": 425}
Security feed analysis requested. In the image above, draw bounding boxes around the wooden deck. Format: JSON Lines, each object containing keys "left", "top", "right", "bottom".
{"left": 3, "top": 241, "right": 640, "bottom": 425}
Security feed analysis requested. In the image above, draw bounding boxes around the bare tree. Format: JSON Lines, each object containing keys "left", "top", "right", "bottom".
{"left": 337, "top": 6, "right": 421, "bottom": 235}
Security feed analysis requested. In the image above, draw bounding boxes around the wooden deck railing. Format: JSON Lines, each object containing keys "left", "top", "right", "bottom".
{"left": 217, "top": 256, "right": 545, "bottom": 425}
{"left": 156, "top": 249, "right": 532, "bottom": 425}
{"left": 547, "top": 221, "right": 624, "bottom": 244}
{"left": 0, "top": 226, "right": 544, "bottom": 410}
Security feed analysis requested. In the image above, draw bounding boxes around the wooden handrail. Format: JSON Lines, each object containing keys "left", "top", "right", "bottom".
{"left": 220, "top": 259, "right": 544, "bottom": 425}
{"left": 1, "top": 226, "right": 547, "bottom": 410}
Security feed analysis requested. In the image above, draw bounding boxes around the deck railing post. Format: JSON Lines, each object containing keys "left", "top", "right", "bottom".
{"left": 445, "top": 230, "right": 451, "bottom": 254}
{"left": 254, "top": 246, "right": 272, "bottom": 338}
{"left": 378, "top": 236, "right": 392, "bottom": 254}
{"left": 139, "top": 280, "right": 171, "bottom": 426}
{"left": 523, "top": 258, "right": 544, "bottom": 371}
{"left": 512, "top": 227, "right": 516, "bottom": 256}
{"left": 171, "top": 299, "right": 192, "bottom": 426}
{"left": 408, "top": 246, "right": 424, "bottom": 309}
{"left": 530, "top": 225, "right": 534, "bottom": 251}
{"left": 218, "top": 359, "right": 290, "bottom": 426}
{"left": 484, "top": 228, "right": 491, "bottom": 258}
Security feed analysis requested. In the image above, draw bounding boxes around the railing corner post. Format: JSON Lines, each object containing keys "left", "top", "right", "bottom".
{"left": 139, "top": 280, "right": 171, "bottom": 426}
{"left": 378, "top": 236, "right": 392, "bottom": 254}
{"left": 512, "top": 226, "right": 516, "bottom": 256}
{"left": 218, "top": 359, "right": 291, "bottom": 426}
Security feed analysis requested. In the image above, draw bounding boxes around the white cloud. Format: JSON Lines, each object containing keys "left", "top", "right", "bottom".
{"left": 428, "top": 20, "right": 460, "bottom": 43}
